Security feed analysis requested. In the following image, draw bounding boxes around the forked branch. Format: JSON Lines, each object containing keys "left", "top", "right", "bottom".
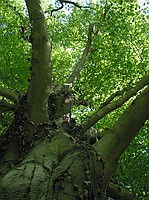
{"left": 56, "top": 23, "right": 95, "bottom": 92}
{"left": 66, "top": 23, "right": 94, "bottom": 85}
{"left": 83, "top": 74, "right": 149, "bottom": 131}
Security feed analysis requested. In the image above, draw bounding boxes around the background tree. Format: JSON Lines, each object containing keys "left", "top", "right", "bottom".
{"left": 0, "top": 0, "right": 149, "bottom": 199}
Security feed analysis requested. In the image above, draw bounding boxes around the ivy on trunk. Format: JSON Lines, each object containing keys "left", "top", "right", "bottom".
{"left": 0, "top": 0, "right": 149, "bottom": 199}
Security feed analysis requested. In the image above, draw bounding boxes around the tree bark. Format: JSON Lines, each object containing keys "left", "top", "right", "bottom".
{"left": 107, "top": 182, "right": 140, "bottom": 200}
{"left": 0, "top": 131, "right": 108, "bottom": 200}
{"left": 1, "top": 84, "right": 148, "bottom": 199}
{"left": 0, "top": 1, "right": 148, "bottom": 200}
{"left": 25, "top": 0, "right": 52, "bottom": 129}
{"left": 0, "top": 86, "right": 19, "bottom": 104}
{"left": 93, "top": 86, "right": 149, "bottom": 183}
{"left": 56, "top": 23, "right": 94, "bottom": 92}
{"left": 83, "top": 74, "right": 149, "bottom": 131}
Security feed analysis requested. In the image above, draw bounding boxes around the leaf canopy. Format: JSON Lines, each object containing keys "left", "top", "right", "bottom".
{"left": 0, "top": 0, "right": 149, "bottom": 199}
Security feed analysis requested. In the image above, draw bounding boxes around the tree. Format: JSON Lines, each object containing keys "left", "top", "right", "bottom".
{"left": 0, "top": 0, "right": 149, "bottom": 199}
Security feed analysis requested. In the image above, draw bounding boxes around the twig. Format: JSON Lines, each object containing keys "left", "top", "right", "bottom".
{"left": 50, "top": 0, "right": 88, "bottom": 15}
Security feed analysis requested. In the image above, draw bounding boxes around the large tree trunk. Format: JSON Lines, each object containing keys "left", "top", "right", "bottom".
{"left": 0, "top": 0, "right": 148, "bottom": 199}
{"left": 1, "top": 86, "right": 148, "bottom": 199}
{"left": 0, "top": 131, "right": 107, "bottom": 200}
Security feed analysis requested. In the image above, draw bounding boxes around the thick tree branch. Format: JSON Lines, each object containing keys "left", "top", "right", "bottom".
{"left": 25, "top": 0, "right": 52, "bottom": 128}
{"left": 65, "top": 23, "right": 94, "bottom": 86}
{"left": 83, "top": 75, "right": 149, "bottom": 131}
{"left": 56, "top": 23, "right": 94, "bottom": 92}
{"left": 0, "top": 101, "right": 16, "bottom": 111}
{"left": 99, "top": 91, "right": 121, "bottom": 109}
{"left": 107, "top": 182, "right": 140, "bottom": 200}
{"left": 0, "top": 86, "right": 19, "bottom": 104}
{"left": 93, "top": 86, "right": 149, "bottom": 180}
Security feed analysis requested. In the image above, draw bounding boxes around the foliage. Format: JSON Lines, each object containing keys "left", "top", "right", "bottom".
{"left": 0, "top": 0, "right": 30, "bottom": 91}
{"left": 116, "top": 123, "right": 149, "bottom": 199}
{"left": 0, "top": 0, "right": 149, "bottom": 199}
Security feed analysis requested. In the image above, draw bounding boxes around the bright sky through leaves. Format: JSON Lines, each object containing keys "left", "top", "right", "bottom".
{"left": 49, "top": 0, "right": 147, "bottom": 6}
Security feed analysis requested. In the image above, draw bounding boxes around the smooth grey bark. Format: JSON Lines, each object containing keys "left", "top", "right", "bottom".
{"left": 1, "top": 87, "right": 148, "bottom": 199}
{"left": 93, "top": 86, "right": 149, "bottom": 184}
{"left": 55, "top": 23, "right": 94, "bottom": 92}
{"left": 25, "top": 0, "right": 52, "bottom": 129}
{"left": 0, "top": 131, "right": 105, "bottom": 200}
{"left": 0, "top": 1, "right": 147, "bottom": 200}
